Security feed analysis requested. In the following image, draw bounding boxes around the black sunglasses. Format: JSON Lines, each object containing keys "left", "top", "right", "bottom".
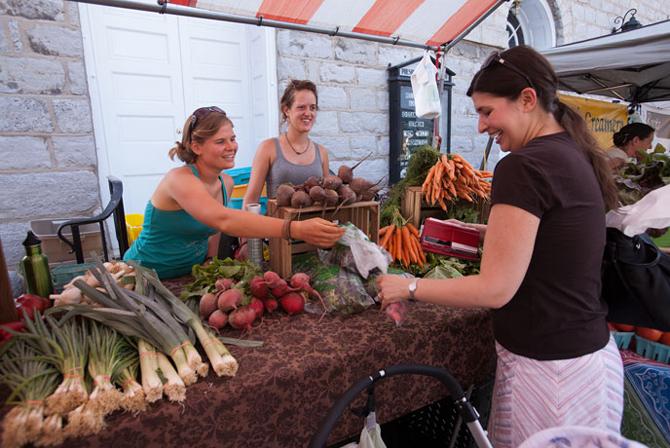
{"left": 481, "top": 51, "right": 535, "bottom": 90}
{"left": 189, "top": 106, "right": 226, "bottom": 139}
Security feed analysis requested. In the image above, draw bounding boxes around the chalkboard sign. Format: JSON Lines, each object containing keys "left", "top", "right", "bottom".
{"left": 388, "top": 62, "right": 453, "bottom": 184}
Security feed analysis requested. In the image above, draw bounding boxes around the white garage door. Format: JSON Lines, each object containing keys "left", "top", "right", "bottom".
{"left": 80, "top": 2, "right": 278, "bottom": 215}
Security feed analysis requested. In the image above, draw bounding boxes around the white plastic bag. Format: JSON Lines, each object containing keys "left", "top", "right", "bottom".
{"left": 340, "top": 412, "right": 387, "bottom": 448}
{"left": 606, "top": 184, "right": 670, "bottom": 236}
{"left": 411, "top": 51, "right": 441, "bottom": 119}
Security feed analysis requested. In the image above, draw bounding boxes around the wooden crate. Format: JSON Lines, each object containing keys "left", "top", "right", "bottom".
{"left": 267, "top": 199, "right": 380, "bottom": 278}
{"left": 401, "top": 186, "right": 446, "bottom": 229}
{"left": 401, "top": 186, "right": 491, "bottom": 227}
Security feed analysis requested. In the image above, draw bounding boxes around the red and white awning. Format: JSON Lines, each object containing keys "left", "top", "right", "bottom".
{"left": 167, "top": 0, "right": 503, "bottom": 49}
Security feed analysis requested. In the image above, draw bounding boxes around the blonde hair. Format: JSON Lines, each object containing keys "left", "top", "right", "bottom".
{"left": 169, "top": 108, "right": 232, "bottom": 163}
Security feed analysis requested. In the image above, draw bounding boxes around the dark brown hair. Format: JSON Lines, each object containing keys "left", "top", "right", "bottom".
{"left": 169, "top": 108, "right": 232, "bottom": 163}
{"left": 280, "top": 79, "right": 319, "bottom": 121}
{"left": 467, "top": 45, "right": 618, "bottom": 210}
{"left": 612, "top": 122, "right": 655, "bottom": 147}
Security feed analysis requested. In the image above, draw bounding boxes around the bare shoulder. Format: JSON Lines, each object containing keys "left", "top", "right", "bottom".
{"left": 220, "top": 172, "right": 234, "bottom": 191}
{"left": 254, "top": 138, "right": 278, "bottom": 165}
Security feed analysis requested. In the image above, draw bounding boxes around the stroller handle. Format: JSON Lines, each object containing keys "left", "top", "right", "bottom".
{"left": 309, "top": 363, "right": 481, "bottom": 448}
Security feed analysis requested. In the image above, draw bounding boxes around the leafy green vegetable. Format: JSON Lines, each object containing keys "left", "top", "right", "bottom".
{"left": 180, "top": 257, "right": 262, "bottom": 300}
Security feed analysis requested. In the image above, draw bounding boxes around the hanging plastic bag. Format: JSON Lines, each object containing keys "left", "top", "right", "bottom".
{"left": 340, "top": 412, "right": 387, "bottom": 448}
{"left": 411, "top": 51, "right": 441, "bottom": 119}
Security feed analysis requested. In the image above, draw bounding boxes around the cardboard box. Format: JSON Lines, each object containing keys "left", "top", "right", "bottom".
{"left": 30, "top": 219, "right": 103, "bottom": 264}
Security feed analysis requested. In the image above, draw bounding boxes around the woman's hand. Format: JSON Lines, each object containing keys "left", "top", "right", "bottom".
{"left": 292, "top": 218, "right": 344, "bottom": 248}
{"left": 376, "top": 275, "right": 413, "bottom": 308}
{"left": 444, "top": 219, "right": 487, "bottom": 242}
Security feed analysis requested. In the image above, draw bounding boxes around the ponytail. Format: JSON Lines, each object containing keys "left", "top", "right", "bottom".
{"left": 553, "top": 99, "right": 618, "bottom": 211}
{"left": 169, "top": 118, "right": 198, "bottom": 163}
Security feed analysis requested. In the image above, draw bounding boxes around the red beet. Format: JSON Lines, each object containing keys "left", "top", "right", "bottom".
{"left": 208, "top": 310, "right": 228, "bottom": 330}
{"left": 217, "top": 289, "right": 242, "bottom": 312}
{"left": 271, "top": 280, "right": 293, "bottom": 298}
{"left": 264, "top": 298, "right": 278, "bottom": 313}
{"left": 199, "top": 292, "right": 218, "bottom": 319}
{"left": 249, "top": 297, "right": 264, "bottom": 319}
{"left": 249, "top": 276, "right": 269, "bottom": 300}
{"left": 263, "top": 271, "right": 283, "bottom": 289}
{"left": 290, "top": 272, "right": 325, "bottom": 308}
{"left": 228, "top": 305, "right": 257, "bottom": 331}
{"left": 215, "top": 278, "right": 234, "bottom": 292}
{"left": 279, "top": 292, "right": 305, "bottom": 315}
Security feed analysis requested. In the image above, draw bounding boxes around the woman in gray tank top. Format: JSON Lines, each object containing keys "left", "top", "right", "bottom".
{"left": 244, "top": 80, "right": 330, "bottom": 206}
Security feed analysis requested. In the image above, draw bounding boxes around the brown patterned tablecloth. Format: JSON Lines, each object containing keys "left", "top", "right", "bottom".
{"left": 6, "top": 278, "right": 496, "bottom": 448}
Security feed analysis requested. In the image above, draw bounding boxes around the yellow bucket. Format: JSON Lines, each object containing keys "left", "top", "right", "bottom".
{"left": 125, "top": 214, "right": 144, "bottom": 246}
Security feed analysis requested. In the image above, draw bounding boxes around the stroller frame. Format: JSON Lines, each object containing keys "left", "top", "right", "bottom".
{"left": 309, "top": 364, "right": 493, "bottom": 448}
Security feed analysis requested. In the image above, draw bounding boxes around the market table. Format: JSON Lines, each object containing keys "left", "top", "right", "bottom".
{"left": 14, "top": 279, "right": 497, "bottom": 448}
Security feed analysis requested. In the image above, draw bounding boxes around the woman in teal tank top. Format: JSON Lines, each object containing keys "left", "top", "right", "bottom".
{"left": 123, "top": 106, "right": 343, "bottom": 279}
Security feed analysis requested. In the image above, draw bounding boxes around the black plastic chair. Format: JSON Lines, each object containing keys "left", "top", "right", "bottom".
{"left": 57, "top": 176, "right": 129, "bottom": 263}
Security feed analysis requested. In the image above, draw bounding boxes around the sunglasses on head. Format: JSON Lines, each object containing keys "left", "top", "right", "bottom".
{"left": 189, "top": 106, "right": 226, "bottom": 138}
{"left": 481, "top": 51, "right": 535, "bottom": 90}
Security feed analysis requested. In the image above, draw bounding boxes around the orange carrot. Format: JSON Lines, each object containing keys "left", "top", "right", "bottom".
{"left": 406, "top": 223, "right": 420, "bottom": 238}
{"left": 380, "top": 225, "right": 394, "bottom": 249}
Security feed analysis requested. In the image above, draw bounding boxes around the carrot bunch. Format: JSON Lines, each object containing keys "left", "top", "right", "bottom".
{"left": 379, "top": 211, "right": 426, "bottom": 268}
{"left": 421, "top": 153, "right": 492, "bottom": 212}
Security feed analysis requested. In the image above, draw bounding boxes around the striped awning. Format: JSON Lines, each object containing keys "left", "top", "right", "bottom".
{"left": 168, "top": 0, "right": 504, "bottom": 49}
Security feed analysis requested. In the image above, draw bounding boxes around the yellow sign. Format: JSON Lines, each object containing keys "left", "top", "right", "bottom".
{"left": 559, "top": 94, "right": 628, "bottom": 149}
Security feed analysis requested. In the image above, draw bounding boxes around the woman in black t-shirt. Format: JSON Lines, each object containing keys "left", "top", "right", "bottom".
{"left": 377, "top": 45, "right": 623, "bottom": 446}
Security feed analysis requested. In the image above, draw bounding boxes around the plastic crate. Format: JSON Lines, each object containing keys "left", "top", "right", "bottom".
{"left": 635, "top": 336, "right": 670, "bottom": 363}
{"left": 224, "top": 166, "right": 252, "bottom": 185}
{"left": 51, "top": 261, "right": 97, "bottom": 292}
{"left": 611, "top": 331, "right": 634, "bottom": 350}
{"left": 30, "top": 218, "right": 102, "bottom": 264}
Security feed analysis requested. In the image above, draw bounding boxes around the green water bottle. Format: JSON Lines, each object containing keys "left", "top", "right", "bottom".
{"left": 21, "top": 231, "right": 53, "bottom": 297}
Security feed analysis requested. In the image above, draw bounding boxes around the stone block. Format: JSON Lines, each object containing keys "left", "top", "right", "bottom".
{"left": 310, "top": 111, "right": 339, "bottom": 135}
{"left": 450, "top": 135, "right": 473, "bottom": 153}
{"left": 339, "top": 112, "right": 387, "bottom": 134}
{"left": 27, "top": 24, "right": 82, "bottom": 57}
{"left": 0, "top": 136, "right": 50, "bottom": 169}
{"left": 0, "top": 23, "right": 8, "bottom": 53}
{"left": 377, "top": 136, "right": 389, "bottom": 154}
{"left": 8, "top": 20, "right": 22, "bottom": 51}
{"left": 376, "top": 91, "right": 388, "bottom": 111}
{"left": 0, "top": 96, "right": 53, "bottom": 132}
{"left": 314, "top": 135, "right": 349, "bottom": 156}
{"left": 277, "top": 30, "right": 332, "bottom": 59}
{"left": 53, "top": 99, "right": 92, "bottom": 133}
{"left": 352, "top": 158, "right": 388, "bottom": 183}
{"left": 319, "top": 63, "right": 355, "bottom": 84}
{"left": 52, "top": 134, "right": 97, "bottom": 168}
{"left": 0, "top": 0, "right": 64, "bottom": 21}
{"left": 0, "top": 171, "right": 100, "bottom": 220}
{"left": 0, "top": 221, "right": 31, "bottom": 270}
{"left": 318, "top": 86, "right": 347, "bottom": 109}
{"left": 378, "top": 45, "right": 422, "bottom": 67}
{"left": 334, "top": 38, "right": 378, "bottom": 65}
{"left": 65, "top": 0, "right": 79, "bottom": 24}
{"left": 349, "top": 135, "right": 378, "bottom": 159}
{"left": 67, "top": 60, "right": 87, "bottom": 95}
{"left": 356, "top": 67, "right": 386, "bottom": 87}
{"left": 277, "top": 57, "right": 306, "bottom": 81}
{"left": 305, "top": 60, "right": 320, "bottom": 81}
{"left": 349, "top": 88, "right": 378, "bottom": 111}
{"left": 0, "top": 56, "right": 65, "bottom": 94}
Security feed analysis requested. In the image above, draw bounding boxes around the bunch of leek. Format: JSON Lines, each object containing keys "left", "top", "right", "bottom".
{"left": 0, "top": 339, "right": 61, "bottom": 447}
{"left": 113, "top": 339, "right": 146, "bottom": 412}
{"left": 16, "top": 312, "right": 88, "bottom": 416}
{"left": 86, "top": 320, "right": 126, "bottom": 414}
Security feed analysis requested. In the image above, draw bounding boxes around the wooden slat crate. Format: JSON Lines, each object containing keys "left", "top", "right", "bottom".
{"left": 267, "top": 199, "right": 380, "bottom": 278}
{"left": 401, "top": 186, "right": 446, "bottom": 229}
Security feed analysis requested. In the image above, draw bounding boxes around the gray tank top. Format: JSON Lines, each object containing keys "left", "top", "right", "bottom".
{"left": 266, "top": 137, "right": 324, "bottom": 197}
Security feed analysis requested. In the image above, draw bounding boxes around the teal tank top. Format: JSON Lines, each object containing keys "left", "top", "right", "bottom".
{"left": 123, "top": 165, "right": 228, "bottom": 279}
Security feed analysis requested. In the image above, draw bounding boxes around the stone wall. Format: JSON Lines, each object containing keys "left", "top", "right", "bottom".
{"left": 0, "top": 0, "right": 99, "bottom": 288}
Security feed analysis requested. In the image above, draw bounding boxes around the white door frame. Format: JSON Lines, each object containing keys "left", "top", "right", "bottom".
{"left": 79, "top": 2, "right": 278, "bottom": 218}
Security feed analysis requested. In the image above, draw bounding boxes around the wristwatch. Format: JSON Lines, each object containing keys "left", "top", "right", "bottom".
{"left": 408, "top": 279, "right": 419, "bottom": 301}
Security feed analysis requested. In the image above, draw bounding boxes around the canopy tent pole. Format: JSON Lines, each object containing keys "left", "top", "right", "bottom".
{"left": 71, "top": 0, "right": 437, "bottom": 50}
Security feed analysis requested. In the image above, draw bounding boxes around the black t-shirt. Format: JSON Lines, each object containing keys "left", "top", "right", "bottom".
{"left": 491, "top": 132, "right": 609, "bottom": 360}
